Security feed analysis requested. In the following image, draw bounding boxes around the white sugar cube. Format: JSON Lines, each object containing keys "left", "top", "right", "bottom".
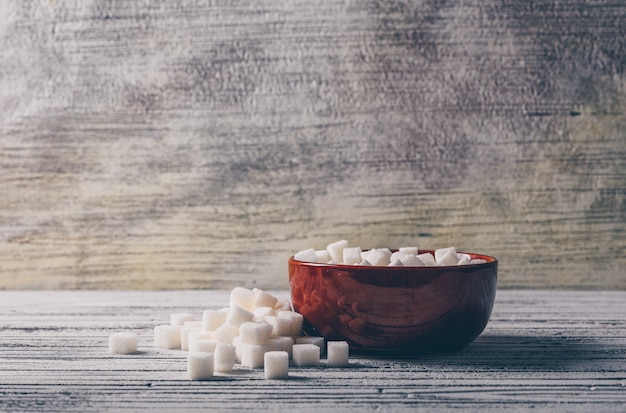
{"left": 274, "top": 300, "right": 292, "bottom": 311}
{"left": 399, "top": 246, "right": 418, "bottom": 256}
{"left": 192, "top": 338, "right": 218, "bottom": 354}
{"left": 358, "top": 259, "right": 372, "bottom": 266}
{"left": 388, "top": 258, "right": 404, "bottom": 266}
{"left": 417, "top": 252, "right": 436, "bottom": 266}
{"left": 295, "top": 336, "right": 325, "bottom": 356}
{"left": 390, "top": 251, "right": 408, "bottom": 262}
{"left": 253, "top": 306, "right": 275, "bottom": 321}
{"left": 364, "top": 249, "right": 389, "bottom": 266}
{"left": 213, "top": 322, "right": 240, "bottom": 344}
{"left": 170, "top": 312, "right": 194, "bottom": 326}
{"left": 239, "top": 321, "right": 273, "bottom": 345}
{"left": 277, "top": 311, "right": 304, "bottom": 337}
{"left": 253, "top": 288, "right": 279, "bottom": 309}
{"left": 292, "top": 343, "right": 320, "bottom": 367}
{"left": 268, "top": 336, "right": 294, "bottom": 358}
{"left": 202, "top": 309, "right": 227, "bottom": 331}
{"left": 294, "top": 248, "right": 318, "bottom": 263}
{"left": 180, "top": 326, "right": 201, "bottom": 351}
{"left": 326, "top": 341, "right": 349, "bottom": 367}
{"left": 154, "top": 324, "right": 181, "bottom": 349}
{"left": 435, "top": 247, "right": 457, "bottom": 263}
{"left": 265, "top": 315, "right": 293, "bottom": 337}
{"left": 314, "top": 249, "right": 331, "bottom": 263}
{"left": 188, "top": 330, "right": 213, "bottom": 352}
{"left": 214, "top": 342, "right": 236, "bottom": 373}
{"left": 240, "top": 343, "right": 270, "bottom": 369}
{"left": 187, "top": 352, "right": 214, "bottom": 380}
{"left": 458, "top": 253, "right": 471, "bottom": 262}
{"left": 401, "top": 254, "right": 425, "bottom": 266}
{"left": 457, "top": 257, "right": 471, "bottom": 265}
{"left": 471, "top": 258, "right": 487, "bottom": 264}
{"left": 342, "top": 247, "right": 363, "bottom": 265}
{"left": 227, "top": 305, "right": 254, "bottom": 327}
{"left": 327, "top": 240, "right": 349, "bottom": 263}
{"left": 264, "top": 351, "right": 289, "bottom": 379}
{"left": 436, "top": 249, "right": 459, "bottom": 266}
{"left": 229, "top": 287, "right": 255, "bottom": 310}
{"left": 109, "top": 332, "right": 138, "bottom": 354}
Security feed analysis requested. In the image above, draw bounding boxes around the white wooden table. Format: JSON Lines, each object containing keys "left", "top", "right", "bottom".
{"left": 1, "top": 290, "right": 625, "bottom": 412}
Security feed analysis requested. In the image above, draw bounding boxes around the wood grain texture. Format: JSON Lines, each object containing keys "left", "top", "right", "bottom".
{"left": 0, "top": 290, "right": 625, "bottom": 412}
{"left": 0, "top": 1, "right": 624, "bottom": 289}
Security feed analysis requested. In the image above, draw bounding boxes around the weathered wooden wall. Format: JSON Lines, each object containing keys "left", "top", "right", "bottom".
{"left": 0, "top": 0, "right": 624, "bottom": 290}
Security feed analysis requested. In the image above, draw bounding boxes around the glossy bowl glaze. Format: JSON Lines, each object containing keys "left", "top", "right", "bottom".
{"left": 289, "top": 250, "right": 497, "bottom": 355}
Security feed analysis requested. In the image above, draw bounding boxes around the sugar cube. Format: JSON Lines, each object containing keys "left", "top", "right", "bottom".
{"left": 229, "top": 287, "right": 255, "bottom": 311}
{"left": 192, "top": 339, "right": 218, "bottom": 354}
{"left": 239, "top": 321, "right": 273, "bottom": 345}
{"left": 277, "top": 311, "right": 304, "bottom": 337}
{"left": 213, "top": 322, "right": 240, "bottom": 344}
{"left": 170, "top": 312, "right": 194, "bottom": 326}
{"left": 268, "top": 336, "right": 294, "bottom": 358}
{"left": 327, "top": 240, "right": 349, "bottom": 263}
{"left": 154, "top": 324, "right": 181, "bottom": 349}
{"left": 109, "top": 332, "right": 138, "bottom": 354}
{"left": 436, "top": 249, "right": 459, "bottom": 266}
{"left": 388, "top": 258, "right": 404, "bottom": 266}
{"left": 187, "top": 330, "right": 213, "bottom": 352}
{"left": 295, "top": 336, "right": 325, "bottom": 356}
{"left": 214, "top": 342, "right": 236, "bottom": 373}
{"left": 253, "top": 288, "right": 279, "bottom": 309}
{"left": 274, "top": 300, "right": 292, "bottom": 311}
{"left": 435, "top": 247, "right": 457, "bottom": 263}
{"left": 401, "top": 254, "right": 425, "bottom": 266}
{"left": 365, "top": 249, "right": 389, "bottom": 266}
{"left": 227, "top": 305, "right": 254, "bottom": 327}
{"left": 180, "top": 325, "right": 201, "bottom": 351}
{"left": 342, "top": 247, "right": 363, "bottom": 265}
{"left": 202, "top": 309, "right": 227, "bottom": 331}
{"left": 187, "top": 352, "right": 214, "bottom": 380}
{"left": 240, "top": 343, "right": 269, "bottom": 369}
{"left": 399, "top": 246, "right": 418, "bottom": 256}
{"left": 326, "top": 341, "right": 350, "bottom": 367}
{"left": 294, "top": 248, "right": 318, "bottom": 263}
{"left": 265, "top": 315, "right": 293, "bottom": 337}
{"left": 314, "top": 249, "right": 331, "bottom": 263}
{"left": 292, "top": 343, "right": 320, "bottom": 367}
{"left": 264, "top": 351, "right": 289, "bottom": 379}
{"left": 417, "top": 252, "right": 436, "bottom": 266}
{"left": 253, "top": 306, "right": 275, "bottom": 321}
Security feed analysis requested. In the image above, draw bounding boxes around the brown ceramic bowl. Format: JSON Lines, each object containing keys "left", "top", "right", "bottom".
{"left": 289, "top": 250, "right": 497, "bottom": 355}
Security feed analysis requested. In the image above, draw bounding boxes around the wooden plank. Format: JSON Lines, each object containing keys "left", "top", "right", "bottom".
{"left": 0, "top": 290, "right": 625, "bottom": 412}
{"left": 0, "top": 1, "right": 625, "bottom": 290}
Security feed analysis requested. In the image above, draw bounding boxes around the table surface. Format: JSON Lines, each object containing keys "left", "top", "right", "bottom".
{"left": 1, "top": 289, "right": 625, "bottom": 412}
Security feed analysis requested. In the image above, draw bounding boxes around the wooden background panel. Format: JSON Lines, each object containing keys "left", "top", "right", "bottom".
{"left": 0, "top": 0, "right": 624, "bottom": 289}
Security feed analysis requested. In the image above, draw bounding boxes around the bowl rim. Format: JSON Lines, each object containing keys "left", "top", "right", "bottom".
{"left": 289, "top": 249, "right": 497, "bottom": 270}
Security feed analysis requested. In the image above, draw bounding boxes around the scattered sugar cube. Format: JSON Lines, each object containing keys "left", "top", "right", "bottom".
{"left": 213, "top": 322, "right": 240, "bottom": 344}
{"left": 326, "top": 341, "right": 349, "bottom": 367}
{"left": 342, "top": 247, "right": 363, "bottom": 265}
{"left": 202, "top": 309, "right": 227, "bottom": 332}
{"left": 239, "top": 321, "right": 273, "bottom": 345}
{"left": 154, "top": 324, "right": 182, "bottom": 349}
{"left": 401, "top": 254, "right": 425, "bottom": 266}
{"left": 229, "top": 287, "right": 255, "bottom": 311}
{"left": 265, "top": 316, "right": 293, "bottom": 337}
{"left": 192, "top": 338, "right": 218, "bottom": 354}
{"left": 296, "top": 336, "right": 325, "bottom": 356}
{"left": 214, "top": 342, "right": 236, "bottom": 373}
{"left": 253, "top": 288, "right": 279, "bottom": 309}
{"left": 327, "top": 240, "right": 349, "bottom": 263}
{"left": 180, "top": 326, "right": 200, "bottom": 351}
{"left": 227, "top": 305, "right": 255, "bottom": 327}
{"left": 268, "top": 336, "right": 294, "bottom": 358}
{"left": 314, "top": 249, "right": 331, "bottom": 263}
{"left": 187, "top": 352, "right": 214, "bottom": 380}
{"left": 188, "top": 330, "right": 213, "bottom": 352}
{"left": 264, "top": 351, "right": 289, "bottom": 379}
{"left": 417, "top": 252, "right": 436, "bottom": 266}
{"left": 240, "top": 343, "right": 270, "bottom": 369}
{"left": 294, "top": 248, "right": 318, "bottom": 263}
{"left": 292, "top": 343, "right": 320, "bottom": 367}
{"left": 253, "top": 306, "right": 275, "bottom": 321}
{"left": 170, "top": 313, "right": 194, "bottom": 326}
{"left": 109, "top": 332, "right": 138, "bottom": 354}
{"left": 277, "top": 311, "right": 304, "bottom": 337}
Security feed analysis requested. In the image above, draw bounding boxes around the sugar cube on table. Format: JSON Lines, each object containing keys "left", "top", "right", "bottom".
{"left": 295, "top": 336, "right": 325, "bottom": 356}
{"left": 240, "top": 343, "right": 269, "bottom": 369}
{"left": 268, "top": 336, "right": 294, "bottom": 358}
{"left": 227, "top": 306, "right": 255, "bottom": 327}
{"left": 264, "top": 351, "right": 289, "bottom": 379}
{"left": 292, "top": 344, "right": 320, "bottom": 367}
{"left": 294, "top": 248, "right": 318, "bottom": 263}
{"left": 180, "top": 325, "right": 201, "bottom": 351}
{"left": 187, "top": 331, "right": 213, "bottom": 352}
{"left": 170, "top": 312, "right": 194, "bottom": 326}
{"left": 187, "top": 352, "right": 214, "bottom": 380}
{"left": 239, "top": 321, "right": 273, "bottom": 345}
{"left": 109, "top": 332, "right": 138, "bottom": 354}
{"left": 154, "top": 325, "right": 182, "bottom": 349}
{"left": 327, "top": 240, "right": 349, "bottom": 263}
{"left": 229, "top": 287, "right": 255, "bottom": 311}
{"left": 202, "top": 309, "right": 227, "bottom": 331}
{"left": 276, "top": 311, "right": 304, "bottom": 337}
{"left": 253, "top": 288, "right": 279, "bottom": 309}
{"left": 213, "top": 323, "right": 240, "bottom": 345}
{"left": 326, "top": 341, "right": 350, "bottom": 367}
{"left": 214, "top": 342, "right": 236, "bottom": 373}
{"left": 265, "top": 316, "right": 292, "bottom": 337}
{"left": 192, "top": 339, "right": 218, "bottom": 354}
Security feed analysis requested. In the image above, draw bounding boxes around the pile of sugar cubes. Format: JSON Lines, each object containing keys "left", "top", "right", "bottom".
{"left": 294, "top": 240, "right": 487, "bottom": 267}
{"left": 108, "top": 287, "right": 350, "bottom": 380}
